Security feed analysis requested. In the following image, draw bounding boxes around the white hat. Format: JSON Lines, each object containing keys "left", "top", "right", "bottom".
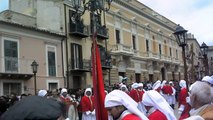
{"left": 202, "top": 76, "right": 213, "bottom": 85}
{"left": 84, "top": 88, "right": 92, "bottom": 96}
{"left": 120, "top": 84, "right": 127, "bottom": 89}
{"left": 138, "top": 83, "right": 143, "bottom": 87}
{"left": 61, "top": 88, "right": 67, "bottom": 94}
{"left": 179, "top": 80, "right": 186, "bottom": 88}
{"left": 38, "top": 90, "right": 47, "bottom": 97}
{"left": 131, "top": 83, "right": 139, "bottom": 89}
{"left": 105, "top": 90, "right": 148, "bottom": 120}
{"left": 161, "top": 80, "right": 167, "bottom": 88}
{"left": 142, "top": 90, "right": 176, "bottom": 120}
{"left": 152, "top": 80, "right": 161, "bottom": 90}
{"left": 120, "top": 85, "right": 128, "bottom": 92}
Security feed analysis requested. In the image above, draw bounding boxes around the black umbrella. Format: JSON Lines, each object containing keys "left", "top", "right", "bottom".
{"left": 0, "top": 96, "right": 65, "bottom": 120}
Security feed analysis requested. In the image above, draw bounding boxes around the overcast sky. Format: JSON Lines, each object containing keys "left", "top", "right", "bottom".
{"left": 138, "top": 0, "right": 213, "bottom": 46}
{"left": 0, "top": 0, "right": 8, "bottom": 12}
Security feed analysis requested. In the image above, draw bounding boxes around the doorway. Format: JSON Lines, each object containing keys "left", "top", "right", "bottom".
{"left": 161, "top": 67, "right": 166, "bottom": 80}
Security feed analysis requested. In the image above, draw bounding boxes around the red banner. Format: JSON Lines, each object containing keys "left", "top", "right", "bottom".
{"left": 92, "top": 32, "right": 108, "bottom": 120}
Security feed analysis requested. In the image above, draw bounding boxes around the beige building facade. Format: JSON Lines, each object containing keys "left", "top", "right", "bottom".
{"left": 4, "top": 0, "right": 204, "bottom": 92}
{"left": 106, "top": 0, "right": 182, "bottom": 84}
{"left": 208, "top": 46, "right": 213, "bottom": 76}
{"left": 186, "top": 33, "right": 203, "bottom": 82}
{"left": 0, "top": 10, "right": 65, "bottom": 96}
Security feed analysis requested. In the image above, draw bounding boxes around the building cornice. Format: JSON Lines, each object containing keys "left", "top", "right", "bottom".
{"left": 113, "top": 0, "right": 176, "bottom": 31}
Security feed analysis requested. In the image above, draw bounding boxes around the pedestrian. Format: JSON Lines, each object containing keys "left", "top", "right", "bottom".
{"left": 50, "top": 89, "right": 61, "bottom": 102}
{"left": 161, "top": 81, "right": 173, "bottom": 104}
{"left": 169, "top": 81, "right": 176, "bottom": 109}
{"left": 178, "top": 80, "right": 191, "bottom": 120}
{"left": 60, "top": 88, "right": 72, "bottom": 118}
{"left": 120, "top": 84, "right": 129, "bottom": 95}
{"left": 152, "top": 80, "right": 162, "bottom": 92}
{"left": 76, "top": 88, "right": 83, "bottom": 120}
{"left": 80, "top": 88, "right": 95, "bottom": 120}
{"left": 142, "top": 90, "right": 176, "bottom": 120}
{"left": 68, "top": 90, "right": 79, "bottom": 120}
{"left": 185, "top": 81, "right": 213, "bottom": 119}
{"left": 105, "top": 90, "right": 148, "bottom": 120}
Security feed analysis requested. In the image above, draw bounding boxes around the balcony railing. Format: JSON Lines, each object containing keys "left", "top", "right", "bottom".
{"left": 110, "top": 44, "right": 134, "bottom": 56}
{"left": 96, "top": 25, "right": 109, "bottom": 40}
{"left": 0, "top": 57, "right": 33, "bottom": 74}
{"left": 70, "top": 58, "right": 91, "bottom": 72}
{"left": 69, "top": 21, "right": 89, "bottom": 38}
{"left": 101, "top": 59, "right": 112, "bottom": 69}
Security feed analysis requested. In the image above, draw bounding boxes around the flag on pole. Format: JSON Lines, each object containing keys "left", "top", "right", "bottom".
{"left": 92, "top": 32, "right": 108, "bottom": 120}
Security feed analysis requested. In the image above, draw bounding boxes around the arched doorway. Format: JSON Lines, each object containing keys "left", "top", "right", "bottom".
{"left": 161, "top": 67, "right": 166, "bottom": 80}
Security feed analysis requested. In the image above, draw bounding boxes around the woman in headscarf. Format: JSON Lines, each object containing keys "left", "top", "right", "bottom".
{"left": 152, "top": 80, "right": 162, "bottom": 92}
{"left": 80, "top": 88, "right": 95, "bottom": 120}
{"left": 105, "top": 90, "right": 148, "bottom": 120}
{"left": 178, "top": 80, "right": 191, "bottom": 120}
{"left": 142, "top": 90, "right": 176, "bottom": 120}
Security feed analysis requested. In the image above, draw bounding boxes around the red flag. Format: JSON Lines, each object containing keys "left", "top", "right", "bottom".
{"left": 92, "top": 32, "right": 108, "bottom": 120}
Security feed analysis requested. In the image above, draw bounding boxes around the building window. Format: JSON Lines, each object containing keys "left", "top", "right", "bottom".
{"left": 146, "top": 39, "right": 149, "bottom": 52}
{"left": 132, "top": 35, "right": 136, "bottom": 50}
{"left": 176, "top": 49, "right": 178, "bottom": 59}
{"left": 3, "top": 82, "right": 21, "bottom": 96}
{"left": 4, "top": 39, "right": 18, "bottom": 72}
{"left": 115, "top": 29, "right": 120, "bottom": 44}
{"left": 98, "top": 45, "right": 106, "bottom": 65}
{"left": 170, "top": 47, "right": 172, "bottom": 56}
{"left": 71, "top": 43, "right": 82, "bottom": 69}
{"left": 135, "top": 73, "right": 141, "bottom": 83}
{"left": 47, "top": 46, "right": 56, "bottom": 76}
{"left": 48, "top": 83, "right": 58, "bottom": 91}
{"left": 159, "top": 44, "right": 162, "bottom": 55}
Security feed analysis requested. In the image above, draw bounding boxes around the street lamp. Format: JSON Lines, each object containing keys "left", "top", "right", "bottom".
{"left": 72, "top": 0, "right": 112, "bottom": 32}
{"left": 200, "top": 42, "right": 209, "bottom": 75}
{"left": 31, "top": 60, "right": 38, "bottom": 95}
{"left": 173, "top": 24, "right": 189, "bottom": 91}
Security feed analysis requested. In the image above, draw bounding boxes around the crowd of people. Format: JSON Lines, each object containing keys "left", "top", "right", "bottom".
{"left": 0, "top": 75, "right": 213, "bottom": 120}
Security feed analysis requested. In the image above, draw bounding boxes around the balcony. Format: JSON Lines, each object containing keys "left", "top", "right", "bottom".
{"left": 69, "top": 58, "right": 91, "bottom": 72}
{"left": 0, "top": 57, "right": 33, "bottom": 80}
{"left": 101, "top": 58, "right": 112, "bottom": 70}
{"left": 96, "top": 25, "right": 109, "bottom": 40}
{"left": 110, "top": 44, "right": 134, "bottom": 57}
{"left": 69, "top": 21, "right": 89, "bottom": 38}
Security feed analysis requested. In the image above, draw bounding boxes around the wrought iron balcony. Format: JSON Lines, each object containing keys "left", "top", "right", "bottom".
{"left": 69, "top": 21, "right": 89, "bottom": 38}
{"left": 101, "top": 58, "right": 112, "bottom": 70}
{"left": 96, "top": 25, "right": 109, "bottom": 40}
{"left": 69, "top": 58, "right": 91, "bottom": 72}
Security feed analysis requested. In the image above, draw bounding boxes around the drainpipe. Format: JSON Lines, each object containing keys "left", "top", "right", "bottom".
{"left": 61, "top": 38, "right": 65, "bottom": 85}
{"left": 64, "top": 3, "right": 69, "bottom": 88}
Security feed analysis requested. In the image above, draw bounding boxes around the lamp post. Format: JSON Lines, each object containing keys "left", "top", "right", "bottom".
{"left": 200, "top": 42, "right": 209, "bottom": 75}
{"left": 173, "top": 24, "right": 189, "bottom": 91}
{"left": 31, "top": 60, "right": 38, "bottom": 95}
{"left": 73, "top": 0, "right": 112, "bottom": 33}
